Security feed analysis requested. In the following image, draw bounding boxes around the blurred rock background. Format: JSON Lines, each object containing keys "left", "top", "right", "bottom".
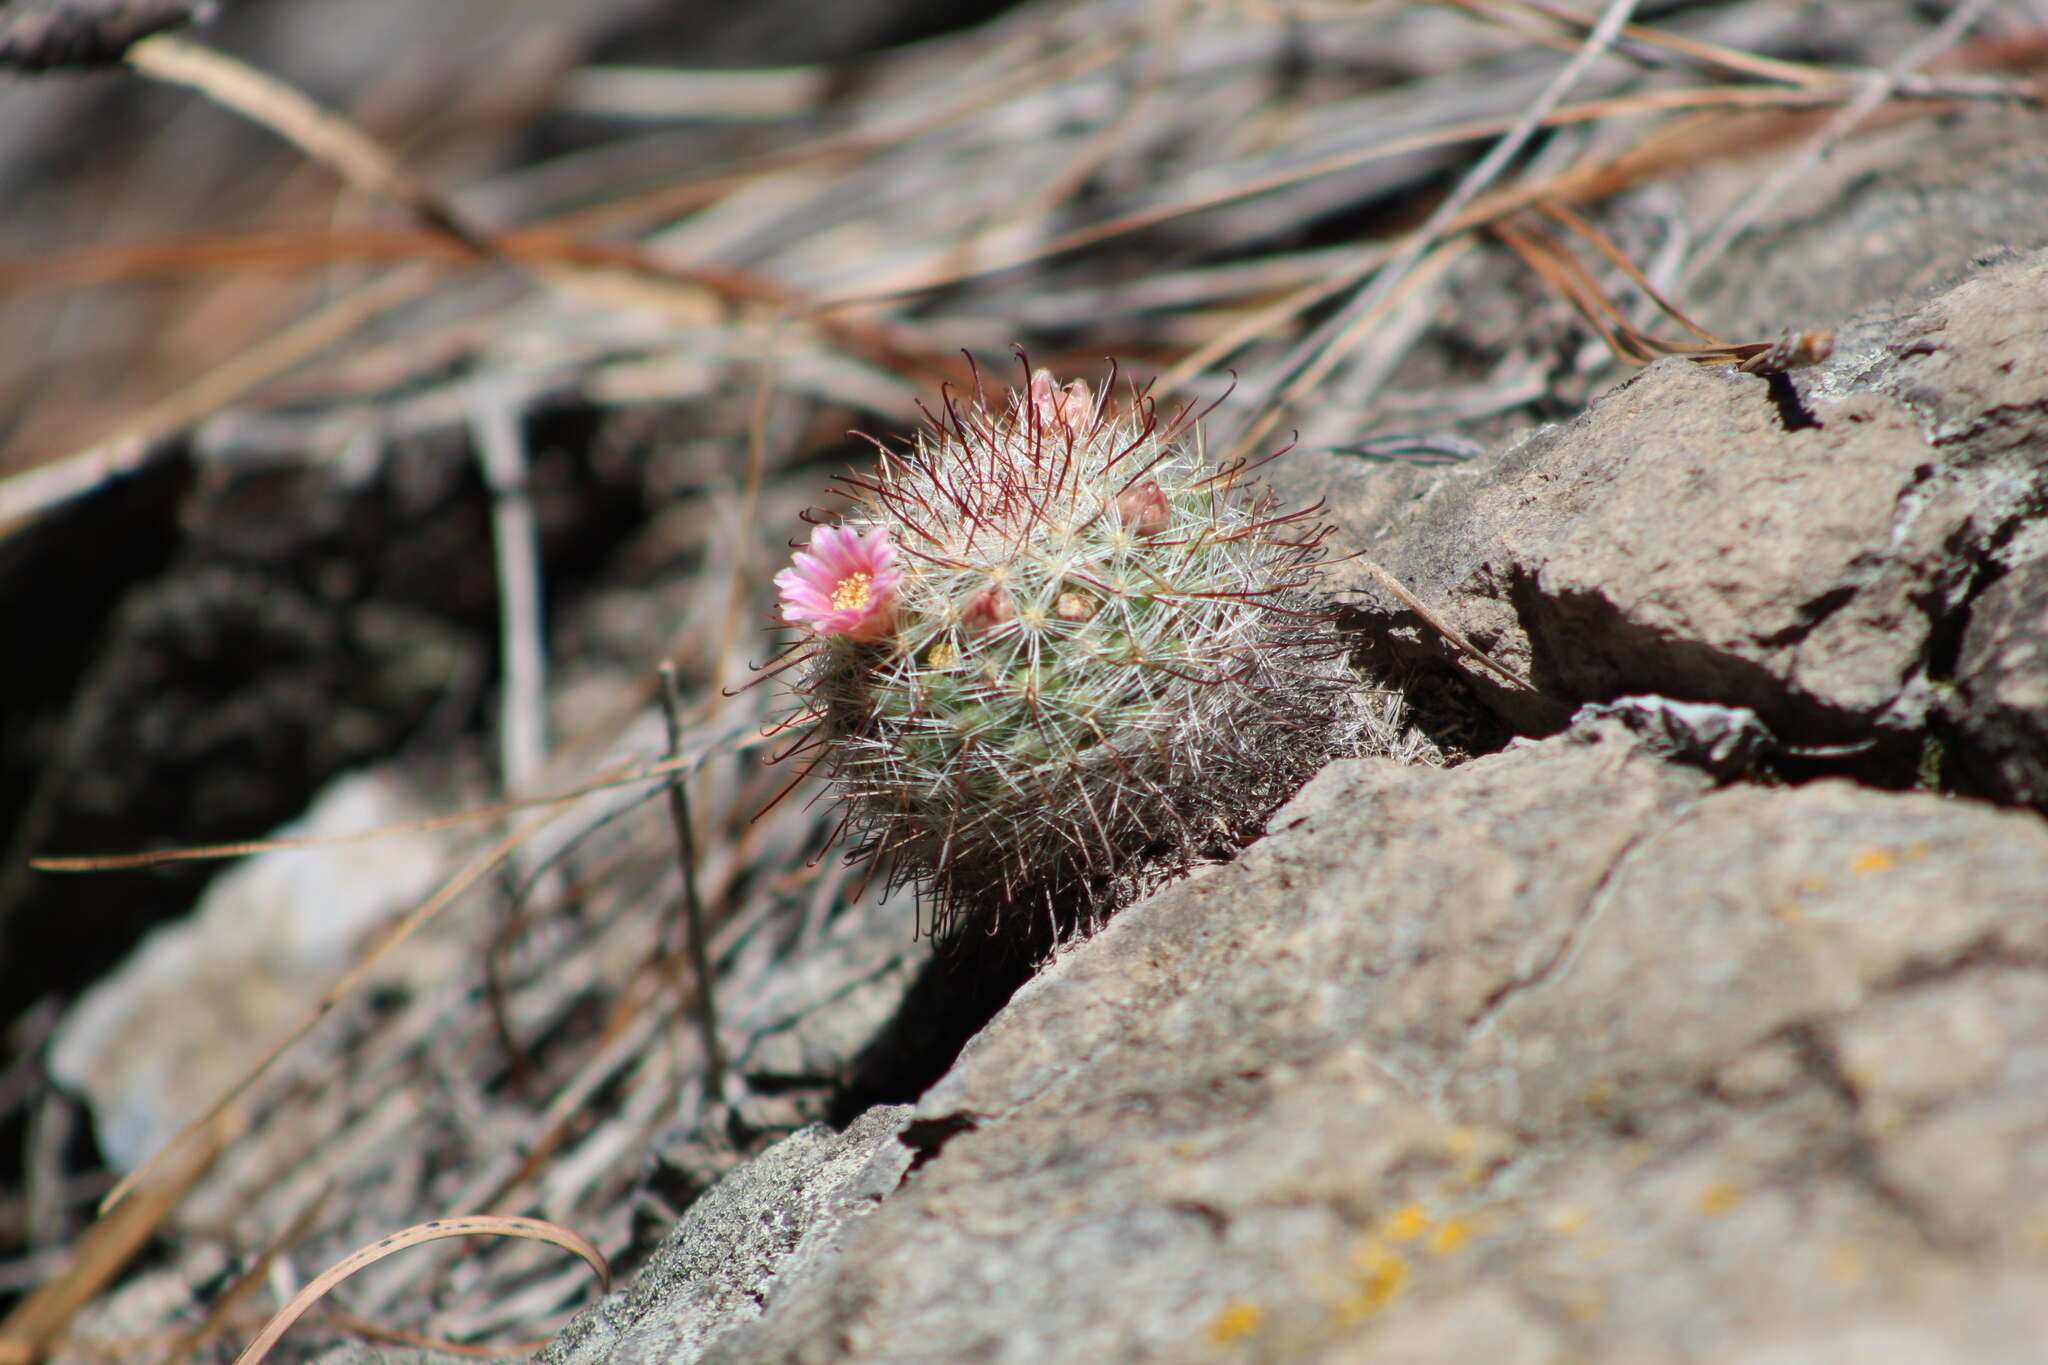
{"left": 0, "top": 0, "right": 2045, "bottom": 1361}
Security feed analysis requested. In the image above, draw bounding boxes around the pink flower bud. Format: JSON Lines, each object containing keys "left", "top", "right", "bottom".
{"left": 1029, "top": 370, "right": 1094, "bottom": 434}
{"left": 1055, "top": 591, "right": 1097, "bottom": 622}
{"left": 960, "top": 584, "right": 1016, "bottom": 636}
{"left": 1115, "top": 479, "right": 1171, "bottom": 537}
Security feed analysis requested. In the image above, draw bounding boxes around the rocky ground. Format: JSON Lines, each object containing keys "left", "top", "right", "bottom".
{"left": 3, "top": 2, "right": 2046, "bottom": 1363}
{"left": 464, "top": 240, "right": 2048, "bottom": 1365}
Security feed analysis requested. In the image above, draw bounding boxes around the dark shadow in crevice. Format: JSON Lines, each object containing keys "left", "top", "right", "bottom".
{"left": 899, "top": 1113, "right": 980, "bottom": 1177}
{"left": 1766, "top": 371, "right": 1822, "bottom": 432}
{"left": 1333, "top": 603, "right": 1536, "bottom": 761}
{"left": 827, "top": 938, "right": 1038, "bottom": 1126}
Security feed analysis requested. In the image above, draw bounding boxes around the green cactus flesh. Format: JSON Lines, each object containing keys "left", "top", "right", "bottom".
{"left": 774, "top": 369, "right": 1366, "bottom": 937}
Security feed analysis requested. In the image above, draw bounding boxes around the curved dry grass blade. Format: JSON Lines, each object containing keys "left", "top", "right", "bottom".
{"left": 229, "top": 1215, "right": 609, "bottom": 1365}
{"left": 163, "top": 1190, "right": 332, "bottom": 1365}
{"left": 124, "top": 34, "right": 496, "bottom": 257}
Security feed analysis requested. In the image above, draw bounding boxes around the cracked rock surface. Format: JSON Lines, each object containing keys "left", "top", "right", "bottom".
{"left": 1330, "top": 248, "right": 2048, "bottom": 753}
{"left": 537, "top": 729, "right": 2048, "bottom": 1363}
{"left": 536, "top": 1106, "right": 916, "bottom": 1365}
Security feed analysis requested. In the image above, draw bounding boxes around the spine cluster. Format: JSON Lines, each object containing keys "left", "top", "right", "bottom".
{"left": 769, "top": 366, "right": 1373, "bottom": 940}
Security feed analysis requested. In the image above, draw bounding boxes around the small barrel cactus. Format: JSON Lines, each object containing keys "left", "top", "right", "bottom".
{"left": 769, "top": 365, "right": 1391, "bottom": 941}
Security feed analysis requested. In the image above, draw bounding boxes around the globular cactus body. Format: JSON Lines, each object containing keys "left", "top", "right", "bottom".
{"left": 772, "top": 368, "right": 1367, "bottom": 939}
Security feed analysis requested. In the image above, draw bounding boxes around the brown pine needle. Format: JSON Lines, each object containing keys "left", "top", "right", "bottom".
{"left": 1355, "top": 559, "right": 1539, "bottom": 697}
{"left": 32, "top": 725, "right": 764, "bottom": 872}
{"left": 1535, "top": 202, "right": 1726, "bottom": 345}
{"left": 1493, "top": 209, "right": 1831, "bottom": 373}
{"left": 0, "top": 1114, "right": 233, "bottom": 1364}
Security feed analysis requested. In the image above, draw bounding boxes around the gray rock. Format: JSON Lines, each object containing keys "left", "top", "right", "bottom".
{"left": 583, "top": 730, "right": 2048, "bottom": 1363}
{"left": 535, "top": 1106, "right": 915, "bottom": 1365}
{"left": 50, "top": 768, "right": 459, "bottom": 1171}
{"left": 1951, "top": 557, "right": 2048, "bottom": 806}
{"left": 1694, "top": 108, "right": 2048, "bottom": 346}
{"left": 1328, "top": 250, "right": 2048, "bottom": 746}
{"left": 1563, "top": 696, "right": 1773, "bottom": 777}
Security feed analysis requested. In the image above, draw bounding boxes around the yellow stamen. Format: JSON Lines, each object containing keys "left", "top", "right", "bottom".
{"left": 831, "top": 573, "right": 872, "bottom": 611}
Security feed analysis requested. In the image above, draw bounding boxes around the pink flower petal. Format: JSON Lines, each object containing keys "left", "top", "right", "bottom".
{"left": 776, "top": 525, "right": 901, "bottom": 641}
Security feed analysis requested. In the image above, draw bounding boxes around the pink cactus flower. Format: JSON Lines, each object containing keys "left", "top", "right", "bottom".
{"left": 776, "top": 525, "right": 902, "bottom": 642}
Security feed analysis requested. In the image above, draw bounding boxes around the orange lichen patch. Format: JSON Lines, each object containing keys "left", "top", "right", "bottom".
{"left": 1207, "top": 1300, "right": 1266, "bottom": 1344}
{"left": 1544, "top": 1204, "right": 1592, "bottom": 1236}
{"left": 1823, "top": 1243, "right": 1871, "bottom": 1285}
{"left": 1578, "top": 1077, "right": 1618, "bottom": 1114}
{"left": 1440, "top": 1126, "right": 1484, "bottom": 1160}
{"left": 1332, "top": 1242, "right": 1409, "bottom": 1324}
{"left": 1562, "top": 1285, "right": 1606, "bottom": 1324}
{"left": 1428, "top": 1217, "right": 1471, "bottom": 1257}
{"left": 1437, "top": 1123, "right": 1500, "bottom": 1189}
{"left": 1694, "top": 1181, "right": 1743, "bottom": 1216}
{"left": 1849, "top": 848, "right": 1896, "bottom": 874}
{"left": 1382, "top": 1204, "right": 1432, "bottom": 1243}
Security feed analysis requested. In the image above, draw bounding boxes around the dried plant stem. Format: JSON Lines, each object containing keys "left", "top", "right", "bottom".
{"left": 1354, "top": 559, "right": 1538, "bottom": 696}
{"left": 1678, "top": 0, "right": 2001, "bottom": 288}
{"left": 227, "top": 1215, "right": 607, "bottom": 1365}
{"left": 1235, "top": 0, "right": 1643, "bottom": 460}
{"left": 659, "top": 663, "right": 729, "bottom": 1105}
{"left": 471, "top": 377, "right": 551, "bottom": 800}
{"left": 124, "top": 33, "right": 496, "bottom": 257}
